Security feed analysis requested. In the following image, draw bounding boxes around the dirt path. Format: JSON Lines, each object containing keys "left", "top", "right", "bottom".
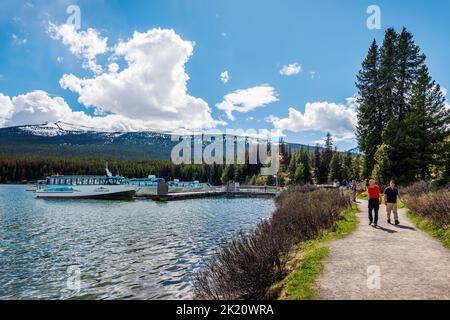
{"left": 316, "top": 200, "right": 450, "bottom": 300}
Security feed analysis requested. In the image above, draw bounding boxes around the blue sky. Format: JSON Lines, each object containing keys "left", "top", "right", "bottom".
{"left": 0, "top": 0, "right": 449, "bottom": 150}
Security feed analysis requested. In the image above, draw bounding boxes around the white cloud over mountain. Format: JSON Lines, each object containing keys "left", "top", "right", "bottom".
{"left": 268, "top": 100, "right": 357, "bottom": 141}
{"left": 279, "top": 63, "right": 302, "bottom": 76}
{"left": 0, "top": 90, "right": 184, "bottom": 131}
{"left": 0, "top": 26, "right": 220, "bottom": 132}
{"left": 0, "top": 93, "right": 14, "bottom": 127}
{"left": 216, "top": 85, "right": 279, "bottom": 120}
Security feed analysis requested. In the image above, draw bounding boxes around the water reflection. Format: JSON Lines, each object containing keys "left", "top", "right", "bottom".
{"left": 0, "top": 185, "right": 274, "bottom": 299}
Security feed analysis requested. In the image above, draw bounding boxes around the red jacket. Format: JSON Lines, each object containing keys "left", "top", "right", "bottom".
{"left": 368, "top": 185, "right": 381, "bottom": 200}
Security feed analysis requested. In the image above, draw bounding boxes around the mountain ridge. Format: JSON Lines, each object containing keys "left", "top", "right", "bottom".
{"left": 0, "top": 122, "right": 358, "bottom": 160}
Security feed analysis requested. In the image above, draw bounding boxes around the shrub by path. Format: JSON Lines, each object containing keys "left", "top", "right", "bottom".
{"left": 316, "top": 200, "right": 450, "bottom": 299}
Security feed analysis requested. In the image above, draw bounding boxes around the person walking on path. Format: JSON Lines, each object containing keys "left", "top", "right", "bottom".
{"left": 384, "top": 180, "right": 401, "bottom": 225}
{"left": 351, "top": 180, "right": 357, "bottom": 202}
{"left": 367, "top": 179, "right": 382, "bottom": 227}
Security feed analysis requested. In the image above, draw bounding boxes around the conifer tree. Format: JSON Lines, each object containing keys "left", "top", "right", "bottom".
{"left": 320, "top": 133, "right": 334, "bottom": 183}
{"left": 329, "top": 152, "right": 343, "bottom": 182}
{"left": 312, "top": 144, "right": 322, "bottom": 183}
{"left": 402, "top": 66, "right": 449, "bottom": 179}
{"left": 395, "top": 28, "right": 426, "bottom": 120}
{"left": 356, "top": 39, "right": 381, "bottom": 177}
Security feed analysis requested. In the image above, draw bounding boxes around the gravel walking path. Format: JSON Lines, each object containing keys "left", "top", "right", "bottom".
{"left": 316, "top": 200, "right": 450, "bottom": 299}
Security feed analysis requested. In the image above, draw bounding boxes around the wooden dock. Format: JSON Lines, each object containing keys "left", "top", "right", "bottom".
{"left": 135, "top": 187, "right": 278, "bottom": 201}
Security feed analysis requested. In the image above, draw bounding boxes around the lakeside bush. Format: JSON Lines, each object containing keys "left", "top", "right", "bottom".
{"left": 193, "top": 187, "right": 351, "bottom": 300}
{"left": 401, "top": 181, "right": 450, "bottom": 228}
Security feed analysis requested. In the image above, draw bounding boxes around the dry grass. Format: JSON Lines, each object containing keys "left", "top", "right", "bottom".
{"left": 402, "top": 182, "right": 450, "bottom": 228}
{"left": 193, "top": 187, "right": 352, "bottom": 300}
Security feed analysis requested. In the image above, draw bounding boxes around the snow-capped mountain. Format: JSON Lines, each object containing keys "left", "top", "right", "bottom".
{"left": 0, "top": 122, "right": 356, "bottom": 160}
{"left": 0, "top": 122, "right": 180, "bottom": 159}
{"left": 0, "top": 122, "right": 276, "bottom": 160}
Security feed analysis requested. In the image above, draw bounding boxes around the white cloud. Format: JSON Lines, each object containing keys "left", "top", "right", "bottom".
{"left": 268, "top": 100, "right": 357, "bottom": 141}
{"left": 12, "top": 33, "right": 27, "bottom": 45}
{"left": 48, "top": 23, "right": 108, "bottom": 74}
{"left": 220, "top": 71, "right": 230, "bottom": 84}
{"left": 0, "top": 28, "right": 222, "bottom": 132}
{"left": 310, "top": 71, "right": 320, "bottom": 80}
{"left": 0, "top": 90, "right": 192, "bottom": 132}
{"left": 279, "top": 63, "right": 302, "bottom": 76}
{"left": 5, "top": 90, "right": 78, "bottom": 126}
{"left": 0, "top": 93, "right": 14, "bottom": 127}
{"left": 216, "top": 85, "right": 279, "bottom": 121}
{"left": 58, "top": 28, "right": 218, "bottom": 131}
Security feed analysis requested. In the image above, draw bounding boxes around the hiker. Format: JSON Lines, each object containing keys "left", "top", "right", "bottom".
{"left": 384, "top": 180, "right": 400, "bottom": 225}
{"left": 351, "top": 180, "right": 357, "bottom": 202}
{"left": 367, "top": 179, "right": 382, "bottom": 227}
{"left": 333, "top": 179, "right": 340, "bottom": 189}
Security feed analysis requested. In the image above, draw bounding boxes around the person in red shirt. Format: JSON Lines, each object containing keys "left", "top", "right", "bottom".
{"left": 367, "top": 179, "right": 382, "bottom": 227}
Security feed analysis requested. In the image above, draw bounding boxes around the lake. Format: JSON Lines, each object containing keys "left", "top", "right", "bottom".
{"left": 0, "top": 185, "right": 275, "bottom": 300}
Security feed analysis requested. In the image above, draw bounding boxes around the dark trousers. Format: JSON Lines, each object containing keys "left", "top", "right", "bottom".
{"left": 368, "top": 199, "right": 380, "bottom": 224}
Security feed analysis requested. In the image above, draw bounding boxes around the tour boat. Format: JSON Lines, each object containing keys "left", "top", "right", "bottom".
{"left": 129, "top": 176, "right": 213, "bottom": 196}
{"left": 35, "top": 169, "right": 136, "bottom": 200}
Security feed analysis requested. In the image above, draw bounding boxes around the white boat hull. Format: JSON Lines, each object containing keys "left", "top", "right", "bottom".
{"left": 36, "top": 185, "right": 136, "bottom": 199}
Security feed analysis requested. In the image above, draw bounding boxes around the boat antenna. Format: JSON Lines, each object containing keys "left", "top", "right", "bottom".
{"left": 105, "top": 162, "right": 112, "bottom": 177}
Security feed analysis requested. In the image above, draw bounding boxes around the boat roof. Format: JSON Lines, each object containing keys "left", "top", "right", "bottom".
{"left": 46, "top": 175, "right": 125, "bottom": 179}
{"left": 129, "top": 177, "right": 165, "bottom": 181}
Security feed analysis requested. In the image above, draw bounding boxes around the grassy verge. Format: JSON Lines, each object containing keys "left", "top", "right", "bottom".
{"left": 273, "top": 203, "right": 360, "bottom": 300}
{"left": 407, "top": 211, "right": 450, "bottom": 249}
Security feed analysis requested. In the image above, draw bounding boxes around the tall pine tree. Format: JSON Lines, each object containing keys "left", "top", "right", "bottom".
{"left": 395, "top": 27, "right": 426, "bottom": 120}
{"left": 356, "top": 39, "right": 381, "bottom": 177}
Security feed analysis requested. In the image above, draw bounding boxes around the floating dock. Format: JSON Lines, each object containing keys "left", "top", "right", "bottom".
{"left": 135, "top": 186, "right": 278, "bottom": 201}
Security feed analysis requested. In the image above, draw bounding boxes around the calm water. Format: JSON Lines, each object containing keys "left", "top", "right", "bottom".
{"left": 0, "top": 185, "right": 274, "bottom": 300}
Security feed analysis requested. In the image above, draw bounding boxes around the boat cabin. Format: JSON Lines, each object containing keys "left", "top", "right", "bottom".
{"left": 45, "top": 175, "right": 127, "bottom": 186}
